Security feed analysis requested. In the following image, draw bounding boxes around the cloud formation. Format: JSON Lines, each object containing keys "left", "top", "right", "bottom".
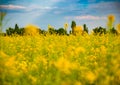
{"left": 1, "top": 0, "right": 120, "bottom": 31}
{"left": 65, "top": 15, "right": 106, "bottom": 20}
{"left": 25, "top": 5, "right": 57, "bottom": 12}
{"left": 75, "top": 15, "right": 106, "bottom": 20}
{"left": 0, "top": 4, "right": 57, "bottom": 14}
{"left": 0, "top": 4, "right": 26, "bottom": 10}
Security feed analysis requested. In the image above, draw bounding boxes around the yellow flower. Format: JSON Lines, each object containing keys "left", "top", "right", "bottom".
{"left": 74, "top": 26, "right": 83, "bottom": 35}
{"left": 31, "top": 64, "right": 38, "bottom": 70}
{"left": 75, "top": 81, "right": 82, "bottom": 85}
{"left": 40, "top": 57, "right": 48, "bottom": 66}
{"left": 116, "top": 23, "right": 120, "bottom": 33}
{"left": 64, "top": 23, "right": 68, "bottom": 30}
{"left": 24, "top": 24, "right": 39, "bottom": 35}
{"left": 61, "top": 81, "right": 70, "bottom": 85}
{"left": 108, "top": 14, "right": 115, "bottom": 23}
{"left": 19, "top": 61, "right": 28, "bottom": 73}
{"left": 54, "top": 57, "right": 72, "bottom": 74}
{"left": 0, "top": 51, "right": 8, "bottom": 58}
{"left": 5, "top": 56, "right": 16, "bottom": 67}
{"left": 48, "top": 24, "right": 54, "bottom": 31}
{"left": 85, "top": 71, "right": 97, "bottom": 84}
{"left": 29, "top": 75, "right": 37, "bottom": 84}
{"left": 88, "top": 55, "right": 96, "bottom": 61}
{"left": 107, "top": 14, "right": 115, "bottom": 30}
{"left": 75, "top": 46, "right": 85, "bottom": 55}
{"left": 100, "top": 45, "right": 107, "bottom": 55}
{"left": 48, "top": 24, "right": 53, "bottom": 29}
{"left": 54, "top": 57, "right": 79, "bottom": 74}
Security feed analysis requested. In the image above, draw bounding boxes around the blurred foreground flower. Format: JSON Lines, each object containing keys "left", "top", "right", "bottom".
{"left": 107, "top": 14, "right": 115, "bottom": 30}
{"left": 54, "top": 57, "right": 78, "bottom": 74}
{"left": 85, "top": 71, "right": 97, "bottom": 84}
{"left": 74, "top": 26, "right": 83, "bottom": 35}
{"left": 116, "top": 23, "right": 120, "bottom": 34}
{"left": 64, "top": 23, "right": 68, "bottom": 31}
{"left": 24, "top": 24, "right": 39, "bottom": 35}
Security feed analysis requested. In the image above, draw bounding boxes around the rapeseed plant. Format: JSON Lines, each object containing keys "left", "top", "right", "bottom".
{"left": 116, "top": 23, "right": 120, "bottom": 34}
{"left": 107, "top": 14, "right": 115, "bottom": 30}
{"left": 24, "top": 24, "right": 39, "bottom": 35}
{"left": 85, "top": 71, "right": 97, "bottom": 84}
{"left": 64, "top": 23, "right": 68, "bottom": 30}
{"left": 74, "top": 25, "right": 83, "bottom": 35}
{"left": 0, "top": 34, "right": 120, "bottom": 85}
{"left": 54, "top": 57, "right": 72, "bottom": 74}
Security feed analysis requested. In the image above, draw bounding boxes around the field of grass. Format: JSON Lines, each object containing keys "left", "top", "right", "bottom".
{"left": 0, "top": 34, "right": 120, "bottom": 85}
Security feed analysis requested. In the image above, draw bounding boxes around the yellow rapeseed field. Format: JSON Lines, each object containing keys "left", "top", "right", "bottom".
{"left": 0, "top": 34, "right": 120, "bottom": 85}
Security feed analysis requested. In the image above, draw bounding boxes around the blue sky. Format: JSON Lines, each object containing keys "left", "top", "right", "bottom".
{"left": 0, "top": 0, "right": 120, "bottom": 32}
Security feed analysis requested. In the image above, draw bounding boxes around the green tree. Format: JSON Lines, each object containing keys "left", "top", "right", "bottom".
{"left": 48, "top": 27, "right": 56, "bottom": 34}
{"left": 14, "top": 24, "right": 19, "bottom": 34}
{"left": 19, "top": 28, "right": 24, "bottom": 35}
{"left": 83, "top": 24, "right": 88, "bottom": 33}
{"left": 15, "top": 24, "right": 19, "bottom": 30}
{"left": 39, "top": 29, "right": 47, "bottom": 35}
{"left": 93, "top": 27, "right": 106, "bottom": 35}
{"left": 71, "top": 20, "right": 76, "bottom": 34}
{"left": 6, "top": 27, "right": 14, "bottom": 35}
{"left": 56, "top": 28, "right": 67, "bottom": 35}
{"left": 110, "top": 27, "right": 117, "bottom": 34}
{"left": 6, "top": 25, "right": 25, "bottom": 36}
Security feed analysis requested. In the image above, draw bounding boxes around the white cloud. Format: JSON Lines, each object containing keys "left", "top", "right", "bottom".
{"left": 0, "top": 4, "right": 57, "bottom": 13}
{"left": 0, "top": 4, "right": 26, "bottom": 10}
{"left": 65, "top": 15, "right": 106, "bottom": 20}
{"left": 26, "top": 5, "right": 57, "bottom": 11}
{"left": 75, "top": 15, "right": 106, "bottom": 20}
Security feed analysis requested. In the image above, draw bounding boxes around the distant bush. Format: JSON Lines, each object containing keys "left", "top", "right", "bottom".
{"left": 39, "top": 29, "right": 47, "bottom": 35}
{"left": 56, "top": 28, "right": 67, "bottom": 35}
{"left": 48, "top": 27, "right": 56, "bottom": 34}
{"left": 4, "top": 15, "right": 120, "bottom": 36}
{"left": 110, "top": 27, "right": 117, "bottom": 35}
{"left": 93, "top": 27, "right": 106, "bottom": 35}
{"left": 6, "top": 24, "right": 24, "bottom": 36}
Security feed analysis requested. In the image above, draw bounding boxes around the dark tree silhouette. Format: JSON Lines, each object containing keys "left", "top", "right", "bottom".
{"left": 71, "top": 20, "right": 76, "bottom": 34}
{"left": 83, "top": 24, "right": 88, "bottom": 33}
{"left": 93, "top": 27, "right": 106, "bottom": 35}
{"left": 56, "top": 28, "right": 67, "bottom": 35}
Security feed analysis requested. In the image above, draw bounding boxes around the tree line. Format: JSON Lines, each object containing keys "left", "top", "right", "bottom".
{"left": 0, "top": 12, "right": 120, "bottom": 36}
{"left": 4, "top": 21, "right": 119, "bottom": 36}
{"left": 5, "top": 23, "right": 89, "bottom": 36}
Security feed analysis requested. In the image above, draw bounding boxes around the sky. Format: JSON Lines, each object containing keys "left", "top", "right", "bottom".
{"left": 0, "top": 0, "right": 120, "bottom": 32}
